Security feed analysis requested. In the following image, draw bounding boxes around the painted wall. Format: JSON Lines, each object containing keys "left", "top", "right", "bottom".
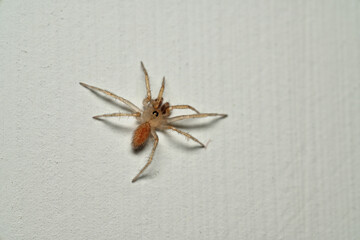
{"left": 1, "top": 0, "right": 359, "bottom": 239}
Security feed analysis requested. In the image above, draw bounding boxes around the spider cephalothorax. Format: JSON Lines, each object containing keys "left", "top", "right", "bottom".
{"left": 80, "top": 62, "right": 227, "bottom": 182}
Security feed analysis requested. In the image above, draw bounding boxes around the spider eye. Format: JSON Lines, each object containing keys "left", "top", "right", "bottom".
{"left": 152, "top": 111, "right": 159, "bottom": 117}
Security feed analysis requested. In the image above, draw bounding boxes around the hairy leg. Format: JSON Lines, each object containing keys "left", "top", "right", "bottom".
{"left": 92, "top": 112, "right": 140, "bottom": 119}
{"left": 141, "top": 61, "right": 152, "bottom": 102}
{"left": 132, "top": 130, "right": 159, "bottom": 183}
{"left": 165, "top": 125, "right": 205, "bottom": 147}
{"left": 166, "top": 113, "right": 227, "bottom": 124}
{"left": 80, "top": 82, "right": 141, "bottom": 112}
{"left": 168, "top": 105, "right": 200, "bottom": 114}
{"left": 154, "top": 77, "right": 165, "bottom": 108}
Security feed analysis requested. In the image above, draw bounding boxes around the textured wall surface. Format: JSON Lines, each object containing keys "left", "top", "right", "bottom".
{"left": 1, "top": 0, "right": 359, "bottom": 239}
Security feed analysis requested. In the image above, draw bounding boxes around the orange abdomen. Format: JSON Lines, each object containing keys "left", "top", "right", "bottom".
{"left": 132, "top": 122, "right": 151, "bottom": 149}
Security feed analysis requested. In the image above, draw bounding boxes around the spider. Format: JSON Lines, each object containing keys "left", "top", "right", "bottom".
{"left": 80, "top": 62, "right": 227, "bottom": 182}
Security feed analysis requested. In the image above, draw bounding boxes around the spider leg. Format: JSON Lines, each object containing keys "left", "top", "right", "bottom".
{"left": 166, "top": 113, "right": 227, "bottom": 124}
{"left": 141, "top": 61, "right": 152, "bottom": 101}
{"left": 92, "top": 112, "right": 140, "bottom": 119}
{"left": 168, "top": 105, "right": 200, "bottom": 114}
{"left": 132, "top": 130, "right": 159, "bottom": 183}
{"left": 165, "top": 125, "right": 205, "bottom": 147}
{"left": 154, "top": 77, "right": 165, "bottom": 108}
{"left": 80, "top": 82, "right": 141, "bottom": 112}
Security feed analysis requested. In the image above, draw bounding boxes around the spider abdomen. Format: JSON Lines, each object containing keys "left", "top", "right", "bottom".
{"left": 132, "top": 122, "right": 151, "bottom": 149}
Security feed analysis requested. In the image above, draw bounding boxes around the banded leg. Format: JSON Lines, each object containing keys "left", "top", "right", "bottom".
{"left": 132, "top": 130, "right": 159, "bottom": 183}
{"left": 93, "top": 112, "right": 140, "bottom": 119}
{"left": 166, "top": 113, "right": 227, "bottom": 124}
{"left": 80, "top": 82, "right": 141, "bottom": 112}
{"left": 165, "top": 125, "right": 205, "bottom": 147}
{"left": 168, "top": 105, "right": 200, "bottom": 114}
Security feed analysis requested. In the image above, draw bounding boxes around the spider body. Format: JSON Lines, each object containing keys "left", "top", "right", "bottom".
{"left": 80, "top": 62, "right": 227, "bottom": 182}
{"left": 132, "top": 122, "right": 151, "bottom": 148}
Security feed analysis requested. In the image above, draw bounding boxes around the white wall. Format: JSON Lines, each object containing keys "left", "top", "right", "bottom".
{"left": 1, "top": 0, "right": 359, "bottom": 239}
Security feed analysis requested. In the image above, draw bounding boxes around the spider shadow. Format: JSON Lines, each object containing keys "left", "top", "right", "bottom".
{"left": 84, "top": 87, "right": 135, "bottom": 112}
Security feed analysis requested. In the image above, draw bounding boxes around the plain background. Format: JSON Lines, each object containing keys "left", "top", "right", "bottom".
{"left": 1, "top": 0, "right": 359, "bottom": 239}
